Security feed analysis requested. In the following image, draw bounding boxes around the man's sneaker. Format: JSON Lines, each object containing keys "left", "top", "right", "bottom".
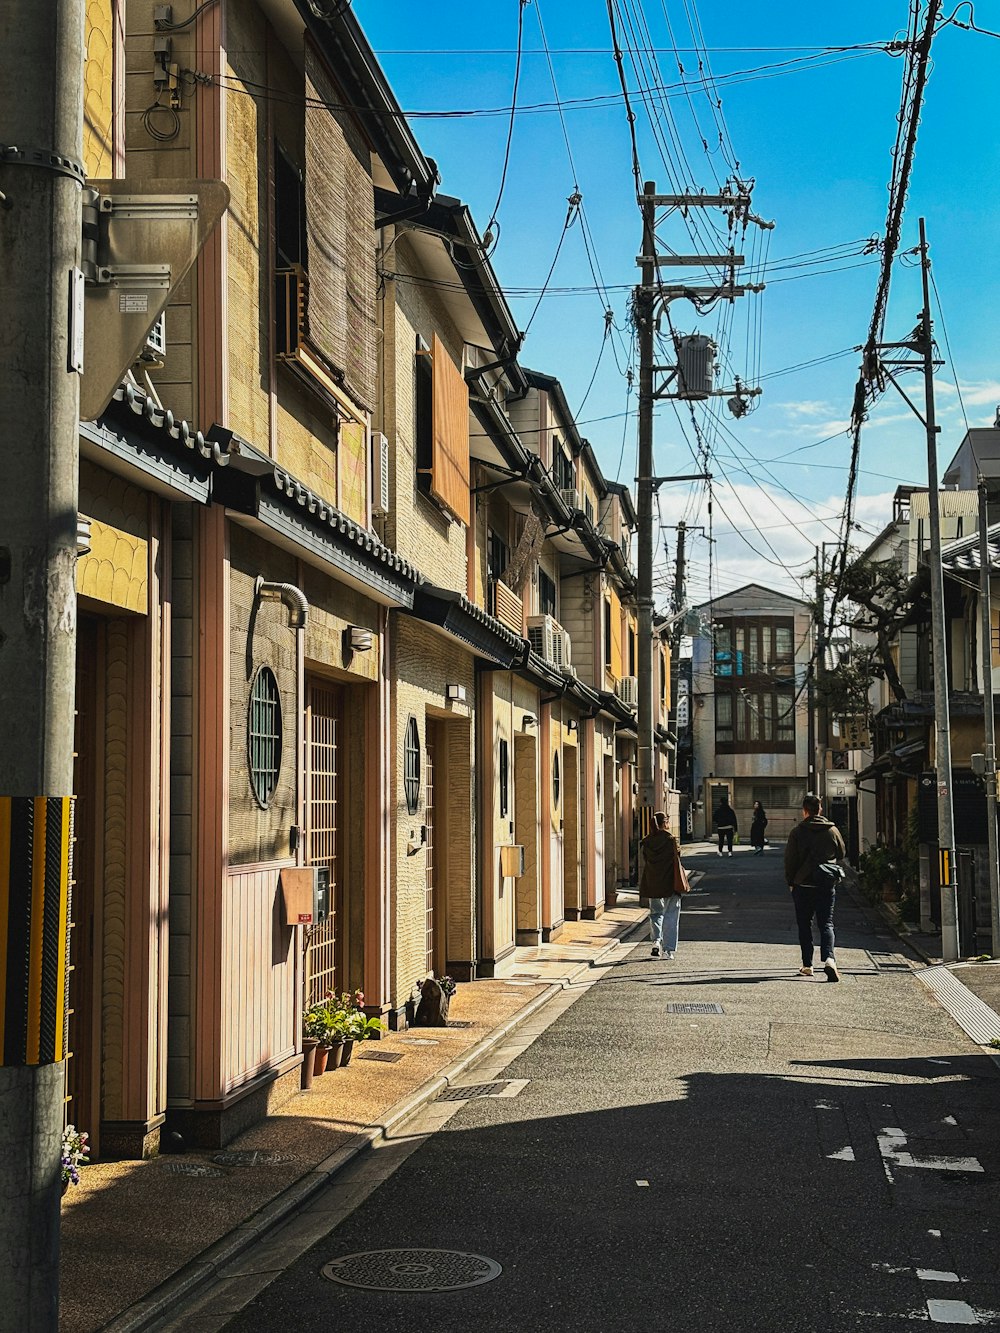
{"left": 798, "top": 966, "right": 813, "bottom": 976}
{"left": 824, "top": 959, "right": 840, "bottom": 983}
{"left": 664, "top": 950, "right": 675, "bottom": 960}
{"left": 650, "top": 946, "right": 660, "bottom": 957}
{"left": 717, "top": 848, "right": 723, "bottom": 856}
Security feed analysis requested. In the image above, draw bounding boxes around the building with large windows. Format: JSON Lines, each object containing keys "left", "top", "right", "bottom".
{"left": 690, "top": 585, "right": 813, "bottom": 843}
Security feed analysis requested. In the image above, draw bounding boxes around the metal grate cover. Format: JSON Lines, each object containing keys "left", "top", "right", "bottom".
{"left": 358, "top": 1049, "right": 404, "bottom": 1063}
{"left": 322, "top": 1248, "right": 502, "bottom": 1293}
{"left": 666, "top": 1002, "right": 725, "bottom": 1015}
{"left": 158, "top": 1161, "right": 225, "bottom": 1178}
{"left": 210, "top": 1149, "right": 296, "bottom": 1167}
{"left": 436, "top": 1080, "right": 513, "bottom": 1102}
{"left": 867, "top": 950, "right": 911, "bottom": 971}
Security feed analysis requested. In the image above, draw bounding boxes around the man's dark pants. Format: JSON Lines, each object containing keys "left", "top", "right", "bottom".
{"left": 792, "top": 883, "right": 836, "bottom": 966}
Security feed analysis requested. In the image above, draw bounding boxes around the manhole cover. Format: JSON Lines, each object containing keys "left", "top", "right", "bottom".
{"left": 322, "top": 1248, "right": 502, "bottom": 1292}
{"left": 358, "top": 1050, "right": 404, "bottom": 1063}
{"left": 210, "top": 1150, "right": 296, "bottom": 1167}
{"left": 666, "top": 1002, "right": 725, "bottom": 1015}
{"left": 436, "top": 1080, "right": 516, "bottom": 1102}
{"left": 158, "top": 1161, "right": 226, "bottom": 1178}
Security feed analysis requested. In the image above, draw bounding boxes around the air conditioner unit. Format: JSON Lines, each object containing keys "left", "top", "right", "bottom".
{"left": 371, "top": 431, "right": 390, "bottom": 516}
{"left": 559, "top": 630, "right": 571, "bottom": 669}
{"left": 527, "top": 613, "right": 565, "bottom": 666}
{"left": 560, "top": 487, "right": 580, "bottom": 512}
{"left": 617, "top": 675, "right": 639, "bottom": 707}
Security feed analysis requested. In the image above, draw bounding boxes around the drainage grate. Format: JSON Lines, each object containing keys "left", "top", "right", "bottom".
{"left": 210, "top": 1149, "right": 296, "bottom": 1167}
{"left": 158, "top": 1161, "right": 226, "bottom": 1178}
{"left": 436, "top": 1080, "right": 517, "bottom": 1103}
{"left": 358, "top": 1049, "right": 404, "bottom": 1063}
{"left": 322, "top": 1248, "right": 502, "bottom": 1293}
{"left": 446, "top": 1020, "right": 473, "bottom": 1028}
{"left": 867, "top": 950, "right": 911, "bottom": 972}
{"left": 666, "top": 1002, "right": 725, "bottom": 1015}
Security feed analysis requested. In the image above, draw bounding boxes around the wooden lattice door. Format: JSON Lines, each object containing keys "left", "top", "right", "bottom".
{"left": 305, "top": 681, "right": 342, "bottom": 1004}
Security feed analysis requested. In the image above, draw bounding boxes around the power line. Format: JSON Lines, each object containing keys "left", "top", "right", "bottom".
{"left": 485, "top": 0, "right": 530, "bottom": 240}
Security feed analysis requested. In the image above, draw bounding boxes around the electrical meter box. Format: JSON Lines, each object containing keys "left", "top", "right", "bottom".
{"left": 280, "top": 866, "right": 331, "bottom": 926}
{"left": 499, "top": 844, "right": 525, "bottom": 878}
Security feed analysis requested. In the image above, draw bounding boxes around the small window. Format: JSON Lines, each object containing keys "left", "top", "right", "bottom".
{"left": 596, "top": 765, "right": 602, "bottom": 821}
{"left": 629, "top": 628, "right": 637, "bottom": 678}
{"left": 539, "top": 568, "right": 557, "bottom": 619}
{"left": 584, "top": 496, "right": 594, "bottom": 523}
{"left": 499, "top": 739, "right": 510, "bottom": 818}
{"left": 552, "top": 750, "right": 561, "bottom": 808}
{"left": 404, "top": 715, "right": 421, "bottom": 815}
{"left": 274, "top": 142, "right": 307, "bottom": 270}
{"left": 248, "top": 666, "right": 283, "bottom": 808}
{"left": 414, "top": 339, "right": 433, "bottom": 490}
{"left": 604, "top": 600, "right": 612, "bottom": 669}
{"left": 488, "top": 530, "right": 510, "bottom": 581}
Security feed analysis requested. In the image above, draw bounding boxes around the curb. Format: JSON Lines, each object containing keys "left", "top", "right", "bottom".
{"left": 101, "top": 916, "right": 644, "bottom": 1332}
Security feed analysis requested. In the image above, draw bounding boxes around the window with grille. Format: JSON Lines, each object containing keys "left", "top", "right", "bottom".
{"left": 752, "top": 784, "right": 790, "bottom": 809}
{"left": 404, "top": 715, "right": 421, "bottom": 815}
{"left": 499, "top": 739, "right": 510, "bottom": 818}
{"left": 538, "top": 568, "right": 556, "bottom": 619}
{"left": 248, "top": 666, "right": 283, "bottom": 807}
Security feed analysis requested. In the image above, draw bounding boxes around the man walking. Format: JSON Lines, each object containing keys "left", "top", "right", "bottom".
{"left": 640, "top": 812, "right": 683, "bottom": 959}
{"left": 785, "top": 792, "right": 847, "bottom": 981}
{"left": 713, "top": 797, "right": 738, "bottom": 857}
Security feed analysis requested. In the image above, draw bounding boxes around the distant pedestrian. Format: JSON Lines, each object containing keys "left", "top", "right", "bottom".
{"left": 750, "top": 801, "right": 768, "bottom": 855}
{"left": 713, "top": 798, "right": 738, "bottom": 857}
{"left": 785, "top": 793, "right": 847, "bottom": 981}
{"left": 640, "top": 812, "right": 685, "bottom": 959}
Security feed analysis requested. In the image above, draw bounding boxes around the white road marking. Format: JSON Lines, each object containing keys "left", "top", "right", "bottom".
{"left": 926, "top": 1298, "right": 979, "bottom": 1324}
{"left": 635, "top": 1179, "right": 649, "bottom": 1187}
{"left": 942, "top": 1116, "right": 958, "bottom": 1126}
{"left": 929, "top": 1230, "right": 942, "bottom": 1238}
{"left": 827, "top": 1146, "right": 856, "bottom": 1161}
{"left": 815, "top": 1099, "right": 837, "bottom": 1110}
{"left": 878, "top": 1129, "right": 984, "bottom": 1174}
{"left": 918, "top": 1271, "right": 961, "bottom": 1284}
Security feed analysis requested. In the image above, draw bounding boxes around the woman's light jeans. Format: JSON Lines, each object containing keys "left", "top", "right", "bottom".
{"left": 649, "top": 895, "right": 681, "bottom": 953}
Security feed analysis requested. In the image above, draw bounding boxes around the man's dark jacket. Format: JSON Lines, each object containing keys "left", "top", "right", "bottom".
{"left": 713, "top": 803, "right": 738, "bottom": 832}
{"left": 639, "top": 829, "right": 679, "bottom": 897}
{"left": 784, "top": 815, "right": 846, "bottom": 887}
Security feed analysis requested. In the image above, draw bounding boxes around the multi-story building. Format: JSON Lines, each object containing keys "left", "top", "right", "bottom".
{"left": 68, "top": 0, "right": 643, "bottom": 1154}
{"left": 691, "top": 584, "right": 813, "bottom": 842}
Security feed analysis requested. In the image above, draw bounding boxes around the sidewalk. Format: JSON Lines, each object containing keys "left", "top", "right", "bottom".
{"left": 59, "top": 902, "right": 647, "bottom": 1332}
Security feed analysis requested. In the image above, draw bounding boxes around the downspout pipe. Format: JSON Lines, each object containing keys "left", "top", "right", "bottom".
{"left": 255, "top": 578, "right": 309, "bottom": 863}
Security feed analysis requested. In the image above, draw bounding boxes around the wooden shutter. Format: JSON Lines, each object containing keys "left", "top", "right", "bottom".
{"left": 609, "top": 585, "right": 623, "bottom": 680}
{"left": 430, "top": 334, "right": 471, "bottom": 526}
{"left": 338, "top": 420, "right": 367, "bottom": 524}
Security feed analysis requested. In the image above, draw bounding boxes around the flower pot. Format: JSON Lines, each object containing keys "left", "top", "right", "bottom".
{"left": 341, "top": 1039, "right": 355, "bottom": 1067}
{"left": 301, "top": 1038, "right": 318, "bottom": 1089}
{"left": 61, "top": 1180, "right": 69, "bottom": 1198}
{"left": 605, "top": 887, "right": 618, "bottom": 909}
{"left": 327, "top": 1041, "right": 344, "bottom": 1071}
{"left": 313, "top": 1043, "right": 330, "bottom": 1077}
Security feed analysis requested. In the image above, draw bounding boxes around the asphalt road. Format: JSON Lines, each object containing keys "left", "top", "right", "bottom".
{"left": 223, "top": 847, "right": 1000, "bottom": 1332}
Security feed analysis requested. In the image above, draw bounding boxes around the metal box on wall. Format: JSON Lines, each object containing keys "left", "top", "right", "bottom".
{"left": 280, "top": 866, "right": 331, "bottom": 926}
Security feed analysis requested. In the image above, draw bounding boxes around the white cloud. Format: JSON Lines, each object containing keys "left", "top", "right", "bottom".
{"left": 774, "top": 399, "right": 838, "bottom": 419}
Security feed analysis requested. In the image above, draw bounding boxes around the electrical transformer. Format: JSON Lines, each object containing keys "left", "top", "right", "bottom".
{"left": 675, "top": 334, "right": 716, "bottom": 399}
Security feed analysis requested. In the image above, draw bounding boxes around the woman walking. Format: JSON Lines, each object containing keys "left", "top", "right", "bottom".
{"left": 750, "top": 802, "right": 768, "bottom": 856}
{"left": 640, "top": 812, "right": 685, "bottom": 959}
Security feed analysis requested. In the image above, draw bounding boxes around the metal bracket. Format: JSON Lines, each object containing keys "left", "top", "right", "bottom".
{"left": 0, "top": 144, "right": 85, "bottom": 185}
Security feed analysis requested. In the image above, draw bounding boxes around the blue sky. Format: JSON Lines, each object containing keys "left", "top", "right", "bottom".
{"left": 355, "top": 1, "right": 998, "bottom": 599}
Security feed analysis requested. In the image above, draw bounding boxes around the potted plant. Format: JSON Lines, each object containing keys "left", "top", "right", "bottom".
{"left": 304, "top": 995, "right": 337, "bottom": 1076}
{"left": 337, "top": 990, "right": 367, "bottom": 1066}
{"left": 61, "top": 1124, "right": 90, "bottom": 1196}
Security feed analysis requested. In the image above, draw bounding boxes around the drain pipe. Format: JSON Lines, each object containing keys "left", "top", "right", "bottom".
{"left": 255, "top": 578, "right": 309, "bottom": 858}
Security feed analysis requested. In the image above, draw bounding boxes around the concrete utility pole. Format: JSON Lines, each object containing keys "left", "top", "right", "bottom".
{"left": 815, "top": 545, "right": 825, "bottom": 794}
{"left": 977, "top": 478, "right": 1000, "bottom": 956}
{"left": 634, "top": 182, "right": 761, "bottom": 835}
{"left": 917, "top": 217, "right": 960, "bottom": 963}
{"left": 0, "top": 2, "right": 85, "bottom": 1327}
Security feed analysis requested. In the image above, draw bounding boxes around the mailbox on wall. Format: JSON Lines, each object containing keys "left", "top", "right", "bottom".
{"left": 499, "top": 844, "right": 525, "bottom": 878}
{"left": 280, "top": 866, "right": 331, "bottom": 926}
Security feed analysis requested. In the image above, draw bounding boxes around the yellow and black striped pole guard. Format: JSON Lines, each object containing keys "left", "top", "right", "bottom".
{"left": 0, "top": 797, "right": 73, "bottom": 1066}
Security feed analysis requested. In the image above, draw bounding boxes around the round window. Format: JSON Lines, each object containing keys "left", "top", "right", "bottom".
{"left": 404, "top": 716, "right": 421, "bottom": 815}
{"left": 248, "top": 666, "right": 282, "bottom": 808}
{"left": 596, "top": 766, "right": 602, "bottom": 818}
{"left": 552, "top": 750, "right": 561, "bottom": 808}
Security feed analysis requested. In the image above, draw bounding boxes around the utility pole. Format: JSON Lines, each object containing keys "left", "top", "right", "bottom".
{"left": 815, "top": 545, "right": 825, "bottom": 795}
{"left": 636, "top": 182, "right": 658, "bottom": 831}
{"left": 0, "top": 3, "right": 85, "bottom": 1328}
{"left": 634, "top": 181, "right": 765, "bottom": 835}
{"left": 977, "top": 477, "right": 1000, "bottom": 956}
{"left": 918, "top": 217, "right": 960, "bottom": 963}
